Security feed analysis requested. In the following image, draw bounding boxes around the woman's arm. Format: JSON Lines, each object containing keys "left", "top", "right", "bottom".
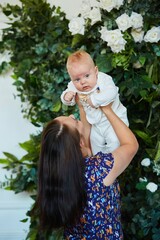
{"left": 101, "top": 104, "right": 139, "bottom": 186}
{"left": 76, "top": 95, "right": 92, "bottom": 152}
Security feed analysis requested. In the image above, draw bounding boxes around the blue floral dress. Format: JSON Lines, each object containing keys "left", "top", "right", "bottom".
{"left": 64, "top": 152, "right": 123, "bottom": 239}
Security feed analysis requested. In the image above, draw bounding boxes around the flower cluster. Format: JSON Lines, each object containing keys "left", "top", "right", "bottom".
{"left": 68, "top": 0, "right": 160, "bottom": 53}
{"left": 139, "top": 158, "right": 159, "bottom": 193}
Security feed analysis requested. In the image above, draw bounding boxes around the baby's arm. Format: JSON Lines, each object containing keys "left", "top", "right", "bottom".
{"left": 90, "top": 75, "right": 118, "bottom": 108}
{"left": 64, "top": 91, "right": 75, "bottom": 102}
{"left": 60, "top": 81, "right": 77, "bottom": 106}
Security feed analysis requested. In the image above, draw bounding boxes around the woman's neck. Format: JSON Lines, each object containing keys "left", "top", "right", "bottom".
{"left": 81, "top": 146, "right": 92, "bottom": 158}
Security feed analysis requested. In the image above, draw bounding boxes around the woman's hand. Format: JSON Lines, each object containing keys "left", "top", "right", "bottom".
{"left": 100, "top": 102, "right": 113, "bottom": 112}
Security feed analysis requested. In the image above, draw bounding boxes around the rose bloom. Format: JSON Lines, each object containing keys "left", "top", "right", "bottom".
{"left": 130, "top": 12, "right": 143, "bottom": 29}
{"left": 109, "top": 42, "right": 126, "bottom": 53}
{"left": 90, "top": 0, "right": 100, "bottom": 7}
{"left": 115, "top": 0, "right": 124, "bottom": 10}
{"left": 115, "top": 13, "right": 132, "bottom": 32}
{"left": 131, "top": 29, "right": 144, "bottom": 43}
{"left": 89, "top": 7, "right": 101, "bottom": 25}
{"left": 99, "top": 26, "right": 109, "bottom": 42}
{"left": 68, "top": 17, "right": 85, "bottom": 35}
{"left": 146, "top": 182, "right": 158, "bottom": 193}
{"left": 144, "top": 26, "right": 160, "bottom": 43}
{"left": 141, "top": 158, "right": 151, "bottom": 167}
{"left": 99, "top": 28, "right": 126, "bottom": 53}
{"left": 80, "top": 0, "right": 91, "bottom": 18}
{"left": 99, "top": 0, "right": 117, "bottom": 12}
{"left": 103, "top": 29, "right": 125, "bottom": 45}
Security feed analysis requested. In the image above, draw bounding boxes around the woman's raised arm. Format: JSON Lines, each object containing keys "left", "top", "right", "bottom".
{"left": 75, "top": 94, "right": 91, "bottom": 151}
{"left": 101, "top": 104, "right": 139, "bottom": 186}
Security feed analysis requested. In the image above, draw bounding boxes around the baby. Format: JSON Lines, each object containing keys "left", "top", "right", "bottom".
{"left": 61, "top": 50, "right": 129, "bottom": 154}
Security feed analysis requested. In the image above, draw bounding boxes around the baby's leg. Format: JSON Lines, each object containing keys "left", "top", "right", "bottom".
{"left": 103, "top": 125, "right": 120, "bottom": 153}
{"left": 90, "top": 125, "right": 107, "bottom": 155}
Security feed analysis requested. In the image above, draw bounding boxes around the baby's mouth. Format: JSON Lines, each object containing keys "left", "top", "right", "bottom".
{"left": 83, "top": 86, "right": 90, "bottom": 91}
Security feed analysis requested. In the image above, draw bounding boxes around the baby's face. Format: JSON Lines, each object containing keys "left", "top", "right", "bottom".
{"left": 68, "top": 62, "right": 98, "bottom": 92}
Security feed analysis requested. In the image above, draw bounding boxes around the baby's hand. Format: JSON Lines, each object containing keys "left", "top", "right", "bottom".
{"left": 64, "top": 91, "right": 75, "bottom": 102}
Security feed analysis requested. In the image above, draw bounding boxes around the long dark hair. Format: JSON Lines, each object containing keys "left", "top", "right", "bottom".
{"left": 33, "top": 119, "right": 87, "bottom": 231}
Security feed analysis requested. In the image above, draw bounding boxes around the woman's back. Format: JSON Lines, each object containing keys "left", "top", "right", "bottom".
{"left": 64, "top": 152, "right": 123, "bottom": 239}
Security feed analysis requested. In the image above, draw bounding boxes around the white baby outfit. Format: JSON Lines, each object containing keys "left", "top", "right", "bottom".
{"left": 61, "top": 72, "right": 129, "bottom": 154}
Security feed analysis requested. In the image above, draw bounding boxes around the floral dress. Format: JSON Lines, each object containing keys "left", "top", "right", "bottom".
{"left": 64, "top": 152, "right": 123, "bottom": 239}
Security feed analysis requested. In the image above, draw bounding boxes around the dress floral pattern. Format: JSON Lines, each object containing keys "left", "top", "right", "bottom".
{"left": 64, "top": 152, "right": 123, "bottom": 239}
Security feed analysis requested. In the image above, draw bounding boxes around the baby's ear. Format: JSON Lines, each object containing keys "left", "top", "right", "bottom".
{"left": 95, "top": 66, "right": 98, "bottom": 74}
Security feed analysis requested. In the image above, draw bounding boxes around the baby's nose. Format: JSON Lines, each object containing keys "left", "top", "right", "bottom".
{"left": 80, "top": 78, "right": 86, "bottom": 84}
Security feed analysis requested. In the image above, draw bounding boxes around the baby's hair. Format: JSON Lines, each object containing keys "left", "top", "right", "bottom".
{"left": 66, "top": 50, "right": 95, "bottom": 70}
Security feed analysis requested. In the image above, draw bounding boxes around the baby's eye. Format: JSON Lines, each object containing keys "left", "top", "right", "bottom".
{"left": 74, "top": 78, "right": 80, "bottom": 82}
{"left": 85, "top": 74, "right": 89, "bottom": 78}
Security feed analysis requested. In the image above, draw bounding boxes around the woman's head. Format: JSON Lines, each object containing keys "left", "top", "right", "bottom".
{"left": 35, "top": 116, "right": 87, "bottom": 231}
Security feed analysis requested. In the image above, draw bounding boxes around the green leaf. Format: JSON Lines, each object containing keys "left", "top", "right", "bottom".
{"left": 153, "top": 45, "right": 160, "bottom": 57}
{"left": 2, "top": 152, "right": 19, "bottom": 162}
{"left": 96, "top": 54, "right": 113, "bottom": 73}
{"left": 71, "top": 34, "right": 84, "bottom": 47}
{"left": 35, "top": 42, "right": 48, "bottom": 55}
{"left": 136, "top": 182, "right": 147, "bottom": 190}
{"left": 139, "top": 56, "right": 146, "bottom": 66}
{"left": 19, "top": 140, "right": 34, "bottom": 152}
{"left": 51, "top": 100, "right": 61, "bottom": 112}
{"left": 20, "top": 218, "right": 28, "bottom": 223}
{"left": 0, "top": 159, "right": 10, "bottom": 164}
{"left": 154, "top": 141, "right": 160, "bottom": 162}
{"left": 134, "top": 130, "right": 153, "bottom": 145}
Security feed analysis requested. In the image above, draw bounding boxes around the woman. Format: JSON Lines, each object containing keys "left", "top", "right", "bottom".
{"left": 34, "top": 103, "right": 138, "bottom": 239}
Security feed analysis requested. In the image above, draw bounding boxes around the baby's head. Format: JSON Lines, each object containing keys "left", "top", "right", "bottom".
{"left": 66, "top": 50, "right": 98, "bottom": 92}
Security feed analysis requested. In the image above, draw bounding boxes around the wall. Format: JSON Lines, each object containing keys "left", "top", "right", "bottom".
{"left": 0, "top": 0, "right": 82, "bottom": 239}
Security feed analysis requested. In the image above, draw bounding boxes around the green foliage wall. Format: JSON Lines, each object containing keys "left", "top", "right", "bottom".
{"left": 0, "top": 0, "right": 160, "bottom": 239}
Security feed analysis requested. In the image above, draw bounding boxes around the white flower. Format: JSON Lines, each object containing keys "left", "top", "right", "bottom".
{"left": 141, "top": 158, "right": 151, "bottom": 167}
{"left": 131, "top": 29, "right": 144, "bottom": 43}
{"left": 100, "top": 28, "right": 127, "bottom": 53}
{"left": 104, "top": 29, "right": 126, "bottom": 45}
{"left": 110, "top": 43, "right": 126, "bottom": 53}
{"left": 144, "top": 26, "right": 160, "bottom": 43}
{"left": 139, "top": 177, "right": 147, "bottom": 182}
{"left": 80, "top": 0, "right": 91, "bottom": 19}
{"left": 99, "top": 0, "right": 117, "bottom": 12}
{"left": 68, "top": 17, "right": 85, "bottom": 35}
{"left": 115, "top": 13, "right": 132, "bottom": 32}
{"left": 115, "top": 0, "right": 124, "bottom": 10}
{"left": 89, "top": 7, "right": 101, "bottom": 25}
{"left": 146, "top": 182, "right": 158, "bottom": 193}
{"left": 130, "top": 12, "right": 143, "bottom": 29}
{"left": 90, "top": 0, "right": 100, "bottom": 7}
{"left": 99, "top": 26, "right": 109, "bottom": 42}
